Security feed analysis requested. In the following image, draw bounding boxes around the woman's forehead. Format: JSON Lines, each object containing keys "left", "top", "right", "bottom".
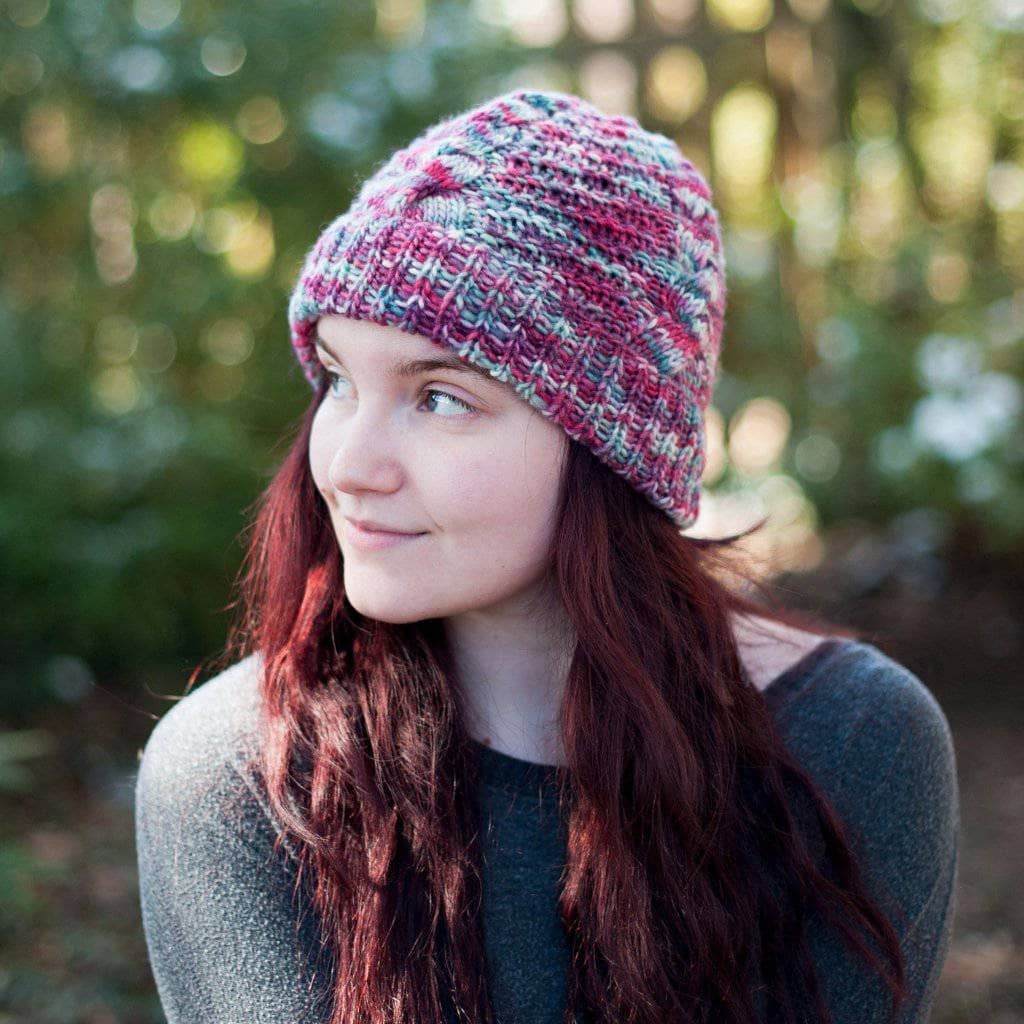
{"left": 314, "top": 316, "right": 504, "bottom": 389}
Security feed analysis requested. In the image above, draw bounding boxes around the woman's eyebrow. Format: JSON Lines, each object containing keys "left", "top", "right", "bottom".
{"left": 313, "top": 331, "right": 498, "bottom": 384}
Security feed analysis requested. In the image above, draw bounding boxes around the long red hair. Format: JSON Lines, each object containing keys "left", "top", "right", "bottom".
{"left": 208, "top": 379, "right": 908, "bottom": 1024}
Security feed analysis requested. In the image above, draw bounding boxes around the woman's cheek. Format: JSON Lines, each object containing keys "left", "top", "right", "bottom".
{"left": 308, "top": 407, "right": 335, "bottom": 498}
{"left": 453, "top": 453, "right": 524, "bottom": 519}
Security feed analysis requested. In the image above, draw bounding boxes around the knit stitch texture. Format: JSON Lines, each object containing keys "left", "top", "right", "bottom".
{"left": 287, "top": 89, "right": 727, "bottom": 528}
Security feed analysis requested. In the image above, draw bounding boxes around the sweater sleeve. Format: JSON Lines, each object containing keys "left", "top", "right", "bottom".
{"left": 133, "top": 657, "right": 334, "bottom": 1024}
{"left": 785, "top": 644, "right": 960, "bottom": 1024}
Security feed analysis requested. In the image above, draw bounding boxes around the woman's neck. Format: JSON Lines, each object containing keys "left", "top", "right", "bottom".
{"left": 443, "top": 593, "right": 574, "bottom": 767}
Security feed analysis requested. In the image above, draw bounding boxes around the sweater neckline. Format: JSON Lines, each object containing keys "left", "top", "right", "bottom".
{"left": 468, "top": 637, "right": 853, "bottom": 799}
{"left": 471, "top": 738, "right": 564, "bottom": 795}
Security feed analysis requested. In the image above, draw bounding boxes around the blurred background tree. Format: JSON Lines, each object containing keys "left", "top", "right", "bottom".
{"left": 2, "top": 1, "right": 1022, "bottom": 1021}
{"left": 2, "top": 0, "right": 1021, "bottom": 718}
{"left": 1, "top": 0, "right": 534, "bottom": 717}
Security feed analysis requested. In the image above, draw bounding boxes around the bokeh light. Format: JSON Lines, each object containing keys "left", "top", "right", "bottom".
{"left": 646, "top": 47, "right": 707, "bottom": 123}
{"left": 728, "top": 397, "right": 792, "bottom": 476}
{"left": 707, "top": 0, "right": 773, "bottom": 33}
{"left": 579, "top": 50, "right": 637, "bottom": 115}
{"left": 572, "top": 0, "right": 635, "bottom": 43}
{"left": 174, "top": 120, "right": 245, "bottom": 189}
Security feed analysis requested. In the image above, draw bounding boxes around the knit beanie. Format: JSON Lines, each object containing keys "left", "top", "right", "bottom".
{"left": 287, "top": 88, "right": 727, "bottom": 530}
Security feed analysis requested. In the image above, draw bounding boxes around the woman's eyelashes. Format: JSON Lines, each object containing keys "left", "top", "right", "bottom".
{"left": 421, "top": 389, "right": 476, "bottom": 416}
{"left": 322, "top": 368, "right": 477, "bottom": 417}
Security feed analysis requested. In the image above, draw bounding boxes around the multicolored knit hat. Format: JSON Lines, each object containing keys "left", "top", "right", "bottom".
{"left": 287, "top": 88, "right": 727, "bottom": 529}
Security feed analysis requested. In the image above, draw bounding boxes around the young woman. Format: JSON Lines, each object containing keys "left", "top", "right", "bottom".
{"left": 134, "top": 89, "right": 959, "bottom": 1024}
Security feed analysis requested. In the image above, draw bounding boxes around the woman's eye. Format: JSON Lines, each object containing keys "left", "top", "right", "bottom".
{"left": 323, "top": 370, "right": 475, "bottom": 418}
{"left": 325, "top": 369, "right": 348, "bottom": 399}
{"left": 422, "top": 389, "right": 475, "bottom": 417}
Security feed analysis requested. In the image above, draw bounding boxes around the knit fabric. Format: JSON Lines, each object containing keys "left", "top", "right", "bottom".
{"left": 287, "top": 89, "right": 727, "bottom": 529}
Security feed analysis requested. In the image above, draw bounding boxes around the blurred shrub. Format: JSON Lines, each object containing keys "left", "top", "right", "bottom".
{"left": 1, "top": 0, "right": 1021, "bottom": 715}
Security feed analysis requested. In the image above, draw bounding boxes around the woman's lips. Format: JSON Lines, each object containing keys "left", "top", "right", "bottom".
{"left": 342, "top": 519, "right": 427, "bottom": 552}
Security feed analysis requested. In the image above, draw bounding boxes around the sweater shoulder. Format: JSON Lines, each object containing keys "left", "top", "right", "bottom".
{"left": 772, "top": 641, "right": 961, "bottom": 1018}
{"left": 765, "top": 637, "right": 959, "bottom": 877}
{"left": 767, "top": 638, "right": 954, "bottom": 763}
{"left": 135, "top": 652, "right": 267, "bottom": 820}
{"left": 769, "top": 638, "right": 959, "bottom": 907}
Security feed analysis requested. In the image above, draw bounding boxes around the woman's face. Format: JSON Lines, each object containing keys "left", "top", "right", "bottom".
{"left": 309, "top": 314, "right": 569, "bottom": 625}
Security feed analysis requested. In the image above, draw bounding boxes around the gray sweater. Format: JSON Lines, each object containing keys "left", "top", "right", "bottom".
{"left": 133, "top": 638, "right": 959, "bottom": 1023}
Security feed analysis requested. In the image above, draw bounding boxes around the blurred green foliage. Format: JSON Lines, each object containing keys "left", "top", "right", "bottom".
{"left": 1, "top": 0, "right": 1022, "bottom": 717}
{"left": 1, "top": 0, "right": 528, "bottom": 717}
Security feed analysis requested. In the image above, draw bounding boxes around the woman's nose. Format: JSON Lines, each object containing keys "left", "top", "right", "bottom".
{"left": 326, "top": 405, "right": 404, "bottom": 494}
